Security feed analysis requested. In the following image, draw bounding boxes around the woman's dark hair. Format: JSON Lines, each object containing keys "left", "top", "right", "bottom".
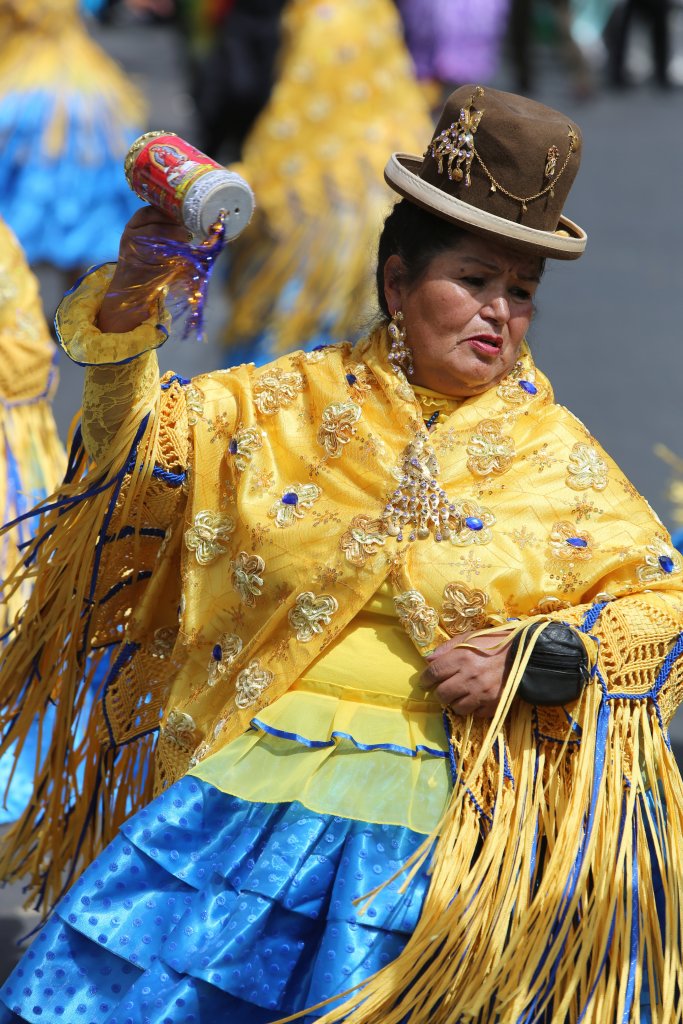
{"left": 376, "top": 200, "right": 467, "bottom": 318}
{"left": 375, "top": 198, "right": 545, "bottom": 317}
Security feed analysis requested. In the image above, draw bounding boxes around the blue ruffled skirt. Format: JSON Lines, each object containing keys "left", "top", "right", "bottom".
{"left": 0, "top": 775, "right": 432, "bottom": 1023}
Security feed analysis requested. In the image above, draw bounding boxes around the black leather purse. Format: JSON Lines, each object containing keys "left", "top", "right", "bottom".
{"left": 508, "top": 620, "right": 590, "bottom": 706}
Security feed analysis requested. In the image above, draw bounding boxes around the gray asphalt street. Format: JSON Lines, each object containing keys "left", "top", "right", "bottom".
{"left": 2, "top": 6, "right": 683, "bottom": 982}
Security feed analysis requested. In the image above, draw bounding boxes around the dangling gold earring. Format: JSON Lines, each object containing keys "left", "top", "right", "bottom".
{"left": 387, "top": 310, "right": 414, "bottom": 378}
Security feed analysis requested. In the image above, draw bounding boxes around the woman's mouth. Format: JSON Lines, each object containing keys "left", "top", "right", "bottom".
{"left": 466, "top": 334, "right": 503, "bottom": 356}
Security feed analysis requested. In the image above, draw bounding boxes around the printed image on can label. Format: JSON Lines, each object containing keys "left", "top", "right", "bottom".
{"left": 129, "top": 134, "right": 221, "bottom": 224}
{"left": 125, "top": 131, "right": 254, "bottom": 241}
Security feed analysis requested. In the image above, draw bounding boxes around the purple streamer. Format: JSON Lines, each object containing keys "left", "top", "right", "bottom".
{"left": 134, "top": 217, "right": 227, "bottom": 343}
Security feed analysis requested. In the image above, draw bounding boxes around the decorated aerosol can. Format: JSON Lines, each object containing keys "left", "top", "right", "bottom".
{"left": 124, "top": 131, "right": 254, "bottom": 241}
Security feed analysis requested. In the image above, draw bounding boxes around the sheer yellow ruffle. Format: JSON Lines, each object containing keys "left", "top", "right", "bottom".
{"left": 191, "top": 580, "right": 450, "bottom": 834}
{"left": 190, "top": 686, "right": 450, "bottom": 836}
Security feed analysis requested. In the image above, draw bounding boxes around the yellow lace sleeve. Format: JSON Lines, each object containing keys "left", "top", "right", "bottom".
{"left": 55, "top": 263, "right": 172, "bottom": 465}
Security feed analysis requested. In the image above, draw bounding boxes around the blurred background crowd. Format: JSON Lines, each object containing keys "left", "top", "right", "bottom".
{"left": 1, "top": 0, "right": 683, "bottom": 972}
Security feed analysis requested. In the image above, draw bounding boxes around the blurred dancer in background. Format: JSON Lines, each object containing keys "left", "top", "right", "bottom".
{"left": 221, "top": 0, "right": 433, "bottom": 364}
{"left": 508, "top": 0, "right": 596, "bottom": 96}
{"left": 0, "top": 0, "right": 145, "bottom": 271}
{"left": 605, "top": 0, "right": 672, "bottom": 88}
{"left": 190, "top": 0, "right": 287, "bottom": 159}
{"left": 397, "top": 0, "right": 510, "bottom": 98}
{"left": 0, "top": 219, "right": 64, "bottom": 821}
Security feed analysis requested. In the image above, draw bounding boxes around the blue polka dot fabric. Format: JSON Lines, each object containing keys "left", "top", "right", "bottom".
{"left": 0, "top": 778, "right": 433, "bottom": 1023}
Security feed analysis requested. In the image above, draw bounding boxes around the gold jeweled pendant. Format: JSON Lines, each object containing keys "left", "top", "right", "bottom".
{"left": 381, "top": 433, "right": 460, "bottom": 542}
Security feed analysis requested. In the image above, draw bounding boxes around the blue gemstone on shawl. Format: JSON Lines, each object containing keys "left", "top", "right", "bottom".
{"left": 465, "top": 517, "right": 484, "bottom": 531}
{"left": 282, "top": 492, "right": 299, "bottom": 506}
{"left": 566, "top": 537, "right": 588, "bottom": 548}
{"left": 519, "top": 380, "right": 537, "bottom": 395}
{"left": 659, "top": 555, "right": 675, "bottom": 574}
{"left": 212, "top": 645, "right": 222, "bottom": 661}
{"left": 228, "top": 439, "right": 238, "bottom": 454}
{"left": 346, "top": 373, "right": 358, "bottom": 385}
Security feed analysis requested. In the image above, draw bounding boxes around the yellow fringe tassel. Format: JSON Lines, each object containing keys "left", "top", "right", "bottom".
{"left": 270, "top": 630, "right": 683, "bottom": 1023}
{"left": 0, "top": 385, "right": 161, "bottom": 911}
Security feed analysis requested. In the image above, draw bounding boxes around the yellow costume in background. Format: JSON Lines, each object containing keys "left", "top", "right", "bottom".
{"left": 225, "top": 0, "right": 433, "bottom": 360}
{"left": 0, "top": 218, "right": 64, "bottom": 630}
{"left": 0, "top": 262, "right": 682, "bottom": 1020}
{"left": 0, "top": 0, "right": 144, "bottom": 267}
{"left": 0, "top": 218, "right": 64, "bottom": 823}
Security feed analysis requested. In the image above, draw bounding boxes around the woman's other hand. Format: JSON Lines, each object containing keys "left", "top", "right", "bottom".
{"left": 97, "top": 207, "right": 191, "bottom": 334}
{"left": 420, "top": 629, "right": 513, "bottom": 718}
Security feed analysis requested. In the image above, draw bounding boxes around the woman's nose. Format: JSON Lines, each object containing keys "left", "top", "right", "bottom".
{"left": 482, "top": 294, "right": 510, "bottom": 323}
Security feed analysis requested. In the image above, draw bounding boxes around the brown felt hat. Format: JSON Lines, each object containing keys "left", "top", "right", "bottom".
{"left": 385, "top": 85, "right": 586, "bottom": 260}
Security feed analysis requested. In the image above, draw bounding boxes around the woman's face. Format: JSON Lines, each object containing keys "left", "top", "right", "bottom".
{"left": 383, "top": 235, "right": 542, "bottom": 398}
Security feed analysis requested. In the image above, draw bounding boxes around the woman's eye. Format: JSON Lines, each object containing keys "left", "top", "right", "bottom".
{"left": 510, "top": 287, "right": 532, "bottom": 301}
{"left": 463, "top": 276, "right": 485, "bottom": 287}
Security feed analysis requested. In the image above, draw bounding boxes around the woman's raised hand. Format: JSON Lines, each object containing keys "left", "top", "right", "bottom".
{"left": 97, "top": 207, "right": 191, "bottom": 334}
{"left": 420, "top": 629, "right": 513, "bottom": 719}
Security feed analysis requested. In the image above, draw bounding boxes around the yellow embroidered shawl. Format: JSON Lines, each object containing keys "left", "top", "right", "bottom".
{"left": 2, "top": 264, "right": 683, "bottom": 1021}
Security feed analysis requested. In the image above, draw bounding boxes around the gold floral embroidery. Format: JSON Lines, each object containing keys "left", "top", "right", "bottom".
{"left": 456, "top": 552, "right": 494, "bottom": 582}
{"left": 548, "top": 521, "right": 594, "bottom": 561}
{"left": 253, "top": 368, "right": 305, "bottom": 415}
{"left": 250, "top": 470, "right": 275, "bottom": 495}
{"left": 227, "top": 427, "right": 263, "bottom": 469}
{"left": 288, "top": 592, "right": 339, "bottom": 642}
{"left": 185, "top": 510, "right": 235, "bottom": 565}
{"left": 340, "top": 515, "right": 386, "bottom": 566}
{"left": 449, "top": 500, "right": 496, "bottom": 546}
{"left": 161, "top": 709, "right": 197, "bottom": 747}
{"left": 185, "top": 384, "right": 205, "bottom": 426}
{"left": 441, "top": 582, "right": 489, "bottom": 636}
{"left": 317, "top": 401, "right": 362, "bottom": 458}
{"left": 235, "top": 660, "right": 274, "bottom": 708}
{"left": 394, "top": 590, "right": 439, "bottom": 647}
{"left": 207, "top": 410, "right": 234, "bottom": 445}
{"left": 496, "top": 361, "right": 539, "bottom": 404}
{"left": 637, "top": 539, "right": 681, "bottom": 584}
{"left": 230, "top": 551, "right": 265, "bottom": 605}
{"left": 467, "top": 420, "right": 515, "bottom": 477}
{"left": 507, "top": 527, "right": 538, "bottom": 550}
{"left": 566, "top": 443, "right": 608, "bottom": 492}
{"left": 269, "top": 483, "right": 321, "bottom": 527}
{"left": 355, "top": 433, "right": 387, "bottom": 467}
{"left": 207, "top": 633, "right": 243, "bottom": 686}
{"left": 312, "top": 508, "right": 343, "bottom": 528}
{"left": 250, "top": 524, "right": 270, "bottom": 549}
{"left": 570, "top": 498, "right": 603, "bottom": 522}
{"left": 313, "top": 564, "right": 344, "bottom": 588}
{"left": 528, "top": 444, "right": 559, "bottom": 472}
{"left": 344, "top": 364, "right": 373, "bottom": 402}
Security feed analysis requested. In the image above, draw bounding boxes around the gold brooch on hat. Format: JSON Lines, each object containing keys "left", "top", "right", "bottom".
{"left": 428, "top": 87, "right": 485, "bottom": 187}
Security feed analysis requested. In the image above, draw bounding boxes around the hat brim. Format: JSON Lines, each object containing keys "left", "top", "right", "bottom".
{"left": 385, "top": 153, "right": 587, "bottom": 261}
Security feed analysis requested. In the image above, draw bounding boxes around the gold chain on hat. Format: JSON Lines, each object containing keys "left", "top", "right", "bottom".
{"left": 429, "top": 87, "right": 580, "bottom": 215}
{"left": 475, "top": 127, "right": 579, "bottom": 213}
